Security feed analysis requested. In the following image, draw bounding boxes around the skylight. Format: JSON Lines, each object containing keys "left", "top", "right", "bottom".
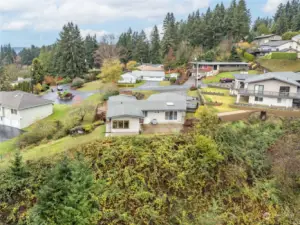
{"left": 166, "top": 102, "right": 174, "bottom": 106}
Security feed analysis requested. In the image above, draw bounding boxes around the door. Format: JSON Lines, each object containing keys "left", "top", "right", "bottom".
{"left": 279, "top": 86, "right": 290, "bottom": 97}
{"left": 254, "top": 85, "right": 264, "bottom": 95}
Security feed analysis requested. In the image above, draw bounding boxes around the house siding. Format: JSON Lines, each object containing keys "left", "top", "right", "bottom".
{"left": 107, "top": 117, "right": 141, "bottom": 136}
{"left": 247, "top": 80, "right": 298, "bottom": 93}
{"left": 253, "top": 35, "right": 282, "bottom": 45}
{"left": 143, "top": 111, "right": 185, "bottom": 124}
{"left": 249, "top": 96, "right": 293, "bottom": 107}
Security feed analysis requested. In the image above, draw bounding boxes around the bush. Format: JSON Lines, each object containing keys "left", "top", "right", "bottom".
{"left": 83, "top": 73, "right": 97, "bottom": 82}
{"left": 117, "top": 84, "right": 135, "bottom": 88}
{"left": 83, "top": 124, "right": 94, "bottom": 133}
{"left": 103, "top": 90, "right": 120, "bottom": 101}
{"left": 170, "top": 77, "right": 177, "bottom": 84}
{"left": 56, "top": 77, "right": 72, "bottom": 85}
{"left": 71, "top": 77, "right": 85, "bottom": 89}
{"left": 44, "top": 75, "right": 56, "bottom": 85}
{"left": 93, "top": 121, "right": 104, "bottom": 127}
{"left": 133, "top": 92, "right": 145, "bottom": 100}
{"left": 34, "top": 83, "right": 43, "bottom": 94}
{"left": 244, "top": 52, "right": 255, "bottom": 62}
{"left": 270, "top": 52, "right": 297, "bottom": 60}
{"left": 190, "top": 86, "right": 197, "bottom": 91}
{"left": 42, "top": 83, "right": 49, "bottom": 92}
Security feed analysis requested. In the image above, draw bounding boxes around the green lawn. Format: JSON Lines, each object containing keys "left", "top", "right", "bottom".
{"left": 159, "top": 81, "right": 171, "bottom": 86}
{"left": 202, "top": 88, "right": 238, "bottom": 113}
{"left": 202, "top": 70, "right": 258, "bottom": 84}
{"left": 77, "top": 80, "right": 103, "bottom": 91}
{"left": 0, "top": 126, "right": 106, "bottom": 169}
{"left": 257, "top": 59, "right": 300, "bottom": 72}
{"left": 187, "top": 90, "right": 199, "bottom": 97}
{"left": 133, "top": 90, "right": 159, "bottom": 99}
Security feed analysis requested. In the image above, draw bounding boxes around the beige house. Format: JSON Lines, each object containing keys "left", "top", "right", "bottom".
{"left": 252, "top": 34, "right": 282, "bottom": 45}
{"left": 106, "top": 93, "right": 187, "bottom": 136}
{"left": 0, "top": 91, "right": 53, "bottom": 129}
{"left": 234, "top": 72, "right": 300, "bottom": 108}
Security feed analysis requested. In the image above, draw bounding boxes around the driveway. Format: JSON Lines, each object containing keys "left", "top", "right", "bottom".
{"left": 41, "top": 84, "right": 96, "bottom": 105}
{"left": 0, "top": 125, "right": 23, "bottom": 143}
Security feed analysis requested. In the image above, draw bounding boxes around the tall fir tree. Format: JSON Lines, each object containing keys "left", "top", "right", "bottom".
{"left": 150, "top": 25, "right": 161, "bottom": 64}
{"left": 56, "top": 22, "right": 86, "bottom": 78}
{"left": 84, "top": 34, "right": 98, "bottom": 69}
{"left": 9, "top": 151, "right": 27, "bottom": 179}
{"left": 134, "top": 30, "right": 149, "bottom": 63}
{"left": 31, "top": 58, "right": 45, "bottom": 85}
{"left": 0, "top": 67, "right": 12, "bottom": 91}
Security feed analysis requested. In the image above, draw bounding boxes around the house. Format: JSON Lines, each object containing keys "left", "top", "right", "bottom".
{"left": 132, "top": 71, "right": 165, "bottom": 81}
{"left": 138, "top": 64, "right": 164, "bottom": 71}
{"left": 191, "top": 62, "right": 249, "bottom": 78}
{"left": 11, "top": 77, "right": 32, "bottom": 87}
{"left": 106, "top": 93, "right": 187, "bottom": 136}
{"left": 118, "top": 72, "right": 138, "bottom": 84}
{"left": 252, "top": 34, "right": 282, "bottom": 45}
{"left": 234, "top": 72, "right": 300, "bottom": 108}
{"left": 0, "top": 91, "right": 53, "bottom": 129}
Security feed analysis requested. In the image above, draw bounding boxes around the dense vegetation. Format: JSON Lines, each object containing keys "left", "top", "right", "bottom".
{"left": 1, "top": 110, "right": 300, "bottom": 224}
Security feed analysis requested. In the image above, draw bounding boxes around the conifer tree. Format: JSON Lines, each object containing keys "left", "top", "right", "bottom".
{"left": 9, "top": 151, "right": 26, "bottom": 179}
{"left": 135, "top": 30, "right": 150, "bottom": 63}
{"left": 84, "top": 34, "right": 98, "bottom": 69}
{"left": 31, "top": 58, "right": 44, "bottom": 85}
{"left": 0, "top": 67, "right": 12, "bottom": 91}
{"left": 29, "top": 158, "right": 99, "bottom": 225}
{"left": 150, "top": 25, "right": 161, "bottom": 64}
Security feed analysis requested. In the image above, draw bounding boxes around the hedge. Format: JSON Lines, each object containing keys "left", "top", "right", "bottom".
{"left": 244, "top": 52, "right": 255, "bottom": 62}
{"left": 270, "top": 52, "right": 297, "bottom": 60}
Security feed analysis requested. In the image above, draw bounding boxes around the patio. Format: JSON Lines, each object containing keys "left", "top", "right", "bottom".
{"left": 142, "top": 124, "right": 183, "bottom": 134}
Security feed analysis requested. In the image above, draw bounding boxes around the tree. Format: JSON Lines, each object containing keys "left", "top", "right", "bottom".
{"left": 31, "top": 58, "right": 44, "bottom": 85}
{"left": 19, "top": 45, "right": 40, "bottom": 65}
{"left": 99, "top": 59, "right": 123, "bottom": 82}
{"left": 134, "top": 30, "right": 149, "bottom": 63}
{"left": 164, "top": 48, "right": 177, "bottom": 70}
{"left": 0, "top": 44, "right": 16, "bottom": 66}
{"left": 150, "top": 25, "right": 161, "bottom": 64}
{"left": 161, "top": 13, "right": 177, "bottom": 57}
{"left": 71, "top": 102, "right": 95, "bottom": 122}
{"left": 0, "top": 67, "right": 12, "bottom": 91}
{"left": 126, "top": 60, "right": 138, "bottom": 71}
{"left": 29, "top": 158, "right": 99, "bottom": 225}
{"left": 175, "top": 41, "right": 193, "bottom": 65}
{"left": 228, "top": 46, "right": 241, "bottom": 62}
{"left": 84, "top": 34, "right": 98, "bottom": 69}
{"left": 9, "top": 151, "right": 26, "bottom": 179}
{"left": 56, "top": 22, "right": 87, "bottom": 78}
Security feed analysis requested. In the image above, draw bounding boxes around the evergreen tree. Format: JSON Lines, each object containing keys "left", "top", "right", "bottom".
{"left": 56, "top": 22, "right": 87, "bottom": 78}
{"left": 236, "top": 0, "right": 251, "bottom": 39}
{"left": 135, "top": 30, "right": 149, "bottom": 63}
{"left": 84, "top": 34, "right": 98, "bottom": 69}
{"left": 228, "top": 46, "right": 241, "bottom": 62}
{"left": 150, "top": 25, "right": 161, "bottom": 64}
{"left": 0, "top": 67, "right": 12, "bottom": 91}
{"left": 31, "top": 58, "right": 45, "bottom": 85}
{"left": 161, "top": 13, "right": 177, "bottom": 57}
{"left": 29, "top": 158, "right": 99, "bottom": 225}
{"left": 0, "top": 44, "right": 16, "bottom": 66}
{"left": 9, "top": 151, "right": 26, "bottom": 179}
{"left": 19, "top": 45, "right": 40, "bottom": 65}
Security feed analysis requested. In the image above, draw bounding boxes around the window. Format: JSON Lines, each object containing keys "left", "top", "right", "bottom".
{"left": 277, "top": 98, "right": 282, "bottom": 103}
{"left": 11, "top": 109, "right": 17, "bottom": 115}
{"left": 254, "top": 85, "right": 264, "bottom": 95}
{"left": 255, "top": 97, "right": 263, "bottom": 102}
{"left": 112, "top": 120, "right": 130, "bottom": 129}
{"left": 279, "top": 86, "right": 290, "bottom": 97}
{"left": 143, "top": 111, "right": 148, "bottom": 117}
{"left": 165, "top": 111, "right": 178, "bottom": 120}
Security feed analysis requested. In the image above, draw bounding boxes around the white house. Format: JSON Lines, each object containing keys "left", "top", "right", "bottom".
{"left": 252, "top": 34, "right": 282, "bottom": 45}
{"left": 106, "top": 93, "right": 187, "bottom": 136}
{"left": 11, "top": 77, "right": 32, "bottom": 87}
{"left": 0, "top": 91, "right": 53, "bottom": 129}
{"left": 254, "top": 40, "right": 300, "bottom": 58}
{"left": 118, "top": 72, "right": 137, "bottom": 84}
{"left": 234, "top": 72, "right": 300, "bottom": 108}
{"left": 132, "top": 71, "right": 165, "bottom": 81}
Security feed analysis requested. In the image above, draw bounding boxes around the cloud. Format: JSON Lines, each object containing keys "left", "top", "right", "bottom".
{"left": 1, "top": 21, "right": 31, "bottom": 30}
{"left": 0, "top": 0, "right": 210, "bottom": 31}
{"left": 264, "top": 0, "right": 289, "bottom": 12}
{"left": 80, "top": 29, "right": 109, "bottom": 39}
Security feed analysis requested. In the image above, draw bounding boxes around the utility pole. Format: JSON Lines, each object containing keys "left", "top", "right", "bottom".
{"left": 196, "top": 62, "right": 198, "bottom": 89}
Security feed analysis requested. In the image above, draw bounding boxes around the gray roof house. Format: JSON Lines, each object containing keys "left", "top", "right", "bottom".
{"left": 234, "top": 72, "right": 300, "bottom": 108}
{"left": 106, "top": 93, "right": 188, "bottom": 136}
{"left": 0, "top": 91, "right": 53, "bottom": 129}
{"left": 252, "top": 34, "right": 282, "bottom": 45}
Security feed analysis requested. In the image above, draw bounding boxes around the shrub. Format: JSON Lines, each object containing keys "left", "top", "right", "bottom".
{"left": 71, "top": 77, "right": 85, "bottom": 89}
{"left": 93, "top": 121, "right": 104, "bottom": 127}
{"left": 244, "top": 52, "right": 255, "bottom": 62}
{"left": 83, "top": 124, "right": 94, "bottom": 133}
{"left": 133, "top": 92, "right": 145, "bottom": 100}
{"left": 170, "top": 77, "right": 177, "bottom": 84}
{"left": 44, "top": 75, "right": 56, "bottom": 85}
{"left": 270, "top": 52, "right": 297, "bottom": 60}
{"left": 190, "top": 86, "right": 197, "bottom": 91}
{"left": 34, "top": 83, "right": 43, "bottom": 94}
{"left": 83, "top": 73, "right": 97, "bottom": 82}
{"left": 117, "top": 84, "right": 135, "bottom": 88}
{"left": 103, "top": 90, "right": 120, "bottom": 101}
{"left": 42, "top": 83, "right": 49, "bottom": 92}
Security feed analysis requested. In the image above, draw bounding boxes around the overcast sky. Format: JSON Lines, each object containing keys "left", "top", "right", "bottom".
{"left": 0, "top": 0, "right": 285, "bottom": 47}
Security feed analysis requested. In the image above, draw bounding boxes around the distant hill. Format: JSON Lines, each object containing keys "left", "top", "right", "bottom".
{"left": 13, "top": 47, "right": 25, "bottom": 54}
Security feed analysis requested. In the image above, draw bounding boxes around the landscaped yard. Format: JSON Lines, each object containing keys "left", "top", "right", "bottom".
{"left": 159, "top": 81, "right": 171, "bottom": 86}
{"left": 0, "top": 125, "right": 106, "bottom": 169}
{"left": 257, "top": 59, "right": 300, "bottom": 72}
{"left": 202, "top": 70, "right": 258, "bottom": 84}
{"left": 201, "top": 87, "right": 239, "bottom": 113}
{"left": 77, "top": 80, "right": 103, "bottom": 91}
{"left": 187, "top": 90, "right": 199, "bottom": 97}
{"left": 133, "top": 90, "right": 159, "bottom": 99}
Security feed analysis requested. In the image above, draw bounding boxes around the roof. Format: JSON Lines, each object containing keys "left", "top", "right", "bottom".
{"left": 121, "top": 72, "right": 136, "bottom": 78}
{"left": 254, "top": 34, "right": 279, "bottom": 40}
{"left": 245, "top": 72, "right": 300, "bottom": 87}
{"left": 106, "top": 92, "right": 187, "bottom": 119}
{"left": 0, "top": 91, "right": 53, "bottom": 110}
{"left": 292, "top": 34, "right": 300, "bottom": 41}
{"left": 190, "top": 61, "right": 248, "bottom": 66}
{"left": 132, "top": 70, "right": 165, "bottom": 78}
{"left": 233, "top": 74, "right": 255, "bottom": 80}
{"left": 260, "top": 40, "right": 290, "bottom": 47}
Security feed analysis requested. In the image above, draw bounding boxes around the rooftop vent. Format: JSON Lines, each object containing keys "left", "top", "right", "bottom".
{"left": 166, "top": 102, "right": 174, "bottom": 106}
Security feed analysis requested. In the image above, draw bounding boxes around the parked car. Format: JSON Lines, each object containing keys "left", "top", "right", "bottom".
{"left": 220, "top": 78, "right": 235, "bottom": 83}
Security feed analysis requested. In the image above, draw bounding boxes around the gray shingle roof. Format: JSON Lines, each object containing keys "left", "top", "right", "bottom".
{"left": 260, "top": 40, "right": 290, "bottom": 47}
{"left": 106, "top": 92, "right": 187, "bottom": 118}
{"left": 254, "top": 34, "right": 278, "bottom": 40}
{"left": 132, "top": 70, "right": 165, "bottom": 78}
{"left": 233, "top": 74, "right": 255, "bottom": 80}
{"left": 0, "top": 91, "right": 53, "bottom": 110}
{"left": 190, "top": 61, "right": 248, "bottom": 66}
{"left": 245, "top": 72, "right": 300, "bottom": 87}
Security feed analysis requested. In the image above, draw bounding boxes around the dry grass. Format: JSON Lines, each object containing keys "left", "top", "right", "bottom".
{"left": 257, "top": 59, "right": 300, "bottom": 72}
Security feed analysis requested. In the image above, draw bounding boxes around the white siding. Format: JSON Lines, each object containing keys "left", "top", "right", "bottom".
{"left": 107, "top": 117, "right": 141, "bottom": 135}
{"left": 118, "top": 74, "right": 137, "bottom": 83}
{"left": 249, "top": 96, "right": 293, "bottom": 107}
{"left": 247, "top": 80, "right": 298, "bottom": 93}
{"left": 142, "top": 76, "right": 164, "bottom": 81}
{"left": 0, "top": 107, "right": 20, "bottom": 128}
{"left": 143, "top": 111, "right": 185, "bottom": 124}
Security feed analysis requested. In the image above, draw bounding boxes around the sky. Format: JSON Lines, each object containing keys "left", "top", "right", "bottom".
{"left": 0, "top": 0, "right": 287, "bottom": 47}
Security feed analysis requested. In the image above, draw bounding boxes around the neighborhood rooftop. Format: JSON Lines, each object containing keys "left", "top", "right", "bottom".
{"left": 254, "top": 34, "right": 277, "bottom": 40}
{"left": 245, "top": 72, "right": 300, "bottom": 87}
{"left": 190, "top": 61, "right": 248, "bottom": 65}
{"left": 260, "top": 40, "right": 291, "bottom": 47}
{"left": 0, "top": 91, "right": 53, "bottom": 110}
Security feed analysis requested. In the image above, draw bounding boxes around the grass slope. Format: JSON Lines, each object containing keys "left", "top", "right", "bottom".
{"left": 257, "top": 59, "right": 300, "bottom": 72}
{"left": 202, "top": 70, "right": 258, "bottom": 84}
{"left": 77, "top": 80, "right": 103, "bottom": 91}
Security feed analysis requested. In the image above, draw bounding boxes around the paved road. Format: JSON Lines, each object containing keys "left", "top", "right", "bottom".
{"left": 130, "top": 77, "right": 197, "bottom": 92}
{"left": 0, "top": 125, "right": 23, "bottom": 143}
{"left": 41, "top": 84, "right": 96, "bottom": 105}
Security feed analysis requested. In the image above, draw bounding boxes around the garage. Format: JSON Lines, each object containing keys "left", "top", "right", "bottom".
{"left": 132, "top": 71, "right": 165, "bottom": 81}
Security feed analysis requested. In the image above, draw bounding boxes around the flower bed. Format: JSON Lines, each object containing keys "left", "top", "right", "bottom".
{"left": 58, "top": 91, "right": 74, "bottom": 100}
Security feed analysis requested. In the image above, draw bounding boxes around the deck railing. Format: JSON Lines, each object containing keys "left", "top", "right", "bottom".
{"left": 239, "top": 89, "right": 300, "bottom": 99}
